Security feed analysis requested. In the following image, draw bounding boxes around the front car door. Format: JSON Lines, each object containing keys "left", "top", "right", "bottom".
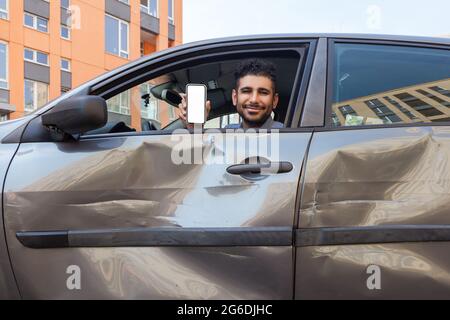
{"left": 3, "top": 37, "right": 316, "bottom": 299}
{"left": 296, "top": 37, "right": 450, "bottom": 299}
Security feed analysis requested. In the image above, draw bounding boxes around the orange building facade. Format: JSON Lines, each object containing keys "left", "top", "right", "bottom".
{"left": 0, "top": 0, "right": 183, "bottom": 122}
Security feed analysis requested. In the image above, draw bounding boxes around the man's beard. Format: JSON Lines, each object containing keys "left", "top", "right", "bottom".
{"left": 238, "top": 106, "right": 272, "bottom": 128}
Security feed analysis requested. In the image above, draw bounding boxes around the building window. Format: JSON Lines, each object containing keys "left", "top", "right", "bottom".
{"left": 107, "top": 90, "right": 130, "bottom": 115}
{"left": 61, "top": 87, "right": 70, "bottom": 95}
{"left": 168, "top": 0, "right": 174, "bottom": 24}
{"left": 140, "top": 0, "right": 158, "bottom": 17}
{"left": 24, "top": 79, "right": 49, "bottom": 113}
{"left": 0, "top": 114, "right": 8, "bottom": 123}
{"left": 0, "top": 42, "right": 7, "bottom": 89}
{"left": 430, "top": 86, "right": 450, "bottom": 99}
{"left": 105, "top": 15, "right": 129, "bottom": 59}
{"left": 364, "top": 99, "right": 402, "bottom": 124}
{"left": 61, "top": 0, "right": 70, "bottom": 10}
{"left": 61, "top": 58, "right": 71, "bottom": 72}
{"left": 24, "top": 12, "right": 49, "bottom": 33}
{"left": 394, "top": 92, "right": 443, "bottom": 118}
{"left": 119, "top": 0, "right": 129, "bottom": 4}
{"left": 383, "top": 96, "right": 418, "bottom": 120}
{"left": 24, "top": 48, "right": 49, "bottom": 66}
{"left": 330, "top": 112, "right": 341, "bottom": 127}
{"left": 416, "top": 89, "right": 450, "bottom": 108}
{"left": 61, "top": 25, "right": 71, "bottom": 40}
{"left": 0, "top": 0, "right": 8, "bottom": 20}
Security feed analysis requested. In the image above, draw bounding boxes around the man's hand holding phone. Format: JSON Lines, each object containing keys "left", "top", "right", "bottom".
{"left": 177, "top": 89, "right": 211, "bottom": 129}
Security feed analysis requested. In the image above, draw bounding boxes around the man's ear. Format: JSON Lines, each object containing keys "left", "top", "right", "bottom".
{"left": 232, "top": 89, "right": 237, "bottom": 106}
{"left": 272, "top": 93, "right": 280, "bottom": 110}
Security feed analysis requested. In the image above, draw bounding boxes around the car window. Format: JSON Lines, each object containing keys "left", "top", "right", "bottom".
{"left": 330, "top": 43, "right": 450, "bottom": 127}
{"left": 85, "top": 50, "right": 302, "bottom": 135}
{"left": 105, "top": 78, "right": 178, "bottom": 132}
{"left": 204, "top": 113, "right": 241, "bottom": 129}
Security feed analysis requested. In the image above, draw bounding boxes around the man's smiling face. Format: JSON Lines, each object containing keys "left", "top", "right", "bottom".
{"left": 232, "top": 75, "right": 279, "bottom": 128}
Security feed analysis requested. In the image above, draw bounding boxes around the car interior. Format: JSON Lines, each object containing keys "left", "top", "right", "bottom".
{"left": 88, "top": 52, "right": 302, "bottom": 135}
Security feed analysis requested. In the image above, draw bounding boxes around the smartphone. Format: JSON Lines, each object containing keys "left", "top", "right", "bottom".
{"left": 186, "top": 84, "right": 207, "bottom": 124}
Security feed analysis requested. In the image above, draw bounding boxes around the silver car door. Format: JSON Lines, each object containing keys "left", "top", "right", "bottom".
{"left": 295, "top": 39, "right": 450, "bottom": 299}
{"left": 4, "top": 39, "right": 316, "bottom": 299}
{"left": 5, "top": 129, "right": 312, "bottom": 299}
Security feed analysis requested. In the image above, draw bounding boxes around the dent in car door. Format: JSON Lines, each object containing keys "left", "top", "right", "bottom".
{"left": 295, "top": 40, "right": 450, "bottom": 299}
{"left": 3, "top": 39, "right": 315, "bottom": 299}
{"left": 4, "top": 131, "right": 311, "bottom": 299}
{"left": 296, "top": 127, "right": 450, "bottom": 299}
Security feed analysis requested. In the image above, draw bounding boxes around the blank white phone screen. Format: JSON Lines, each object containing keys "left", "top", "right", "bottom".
{"left": 187, "top": 85, "right": 206, "bottom": 124}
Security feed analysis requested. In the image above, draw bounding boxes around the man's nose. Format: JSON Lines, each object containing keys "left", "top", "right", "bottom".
{"left": 250, "top": 91, "right": 258, "bottom": 103}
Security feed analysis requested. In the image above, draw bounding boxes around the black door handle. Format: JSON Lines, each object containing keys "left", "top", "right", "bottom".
{"left": 226, "top": 162, "right": 293, "bottom": 175}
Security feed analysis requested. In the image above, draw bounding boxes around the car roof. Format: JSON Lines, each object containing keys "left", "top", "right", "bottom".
{"left": 111, "top": 33, "right": 450, "bottom": 81}
{"left": 182, "top": 33, "right": 450, "bottom": 47}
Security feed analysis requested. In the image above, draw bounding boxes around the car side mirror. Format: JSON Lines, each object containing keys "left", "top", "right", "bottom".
{"left": 42, "top": 95, "right": 107, "bottom": 140}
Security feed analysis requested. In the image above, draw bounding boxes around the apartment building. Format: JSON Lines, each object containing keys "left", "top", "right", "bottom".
{"left": 0, "top": 0, "right": 183, "bottom": 124}
{"left": 332, "top": 79, "right": 450, "bottom": 126}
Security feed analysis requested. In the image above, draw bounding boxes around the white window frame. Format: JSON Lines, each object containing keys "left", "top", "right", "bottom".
{"left": 140, "top": 0, "right": 158, "bottom": 18}
{"left": 0, "top": 0, "right": 8, "bottom": 20}
{"left": 0, "top": 41, "right": 8, "bottom": 90}
{"left": 0, "top": 114, "right": 8, "bottom": 123}
{"left": 61, "top": 58, "right": 71, "bottom": 72}
{"left": 118, "top": 0, "right": 129, "bottom": 4}
{"left": 105, "top": 14, "right": 129, "bottom": 59}
{"left": 119, "top": 91, "right": 130, "bottom": 115}
{"left": 24, "top": 48, "right": 49, "bottom": 66}
{"left": 24, "top": 12, "right": 49, "bottom": 33}
{"left": 107, "top": 90, "right": 130, "bottom": 116}
{"left": 168, "top": 0, "right": 174, "bottom": 25}
{"left": 24, "top": 79, "right": 49, "bottom": 113}
{"left": 60, "top": 24, "right": 71, "bottom": 40}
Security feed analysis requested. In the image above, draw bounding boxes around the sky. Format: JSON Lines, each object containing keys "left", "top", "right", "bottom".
{"left": 182, "top": 0, "right": 450, "bottom": 44}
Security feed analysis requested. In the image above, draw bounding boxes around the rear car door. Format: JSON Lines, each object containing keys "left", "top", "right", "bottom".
{"left": 3, "top": 38, "right": 316, "bottom": 299}
{"left": 295, "top": 38, "right": 450, "bottom": 299}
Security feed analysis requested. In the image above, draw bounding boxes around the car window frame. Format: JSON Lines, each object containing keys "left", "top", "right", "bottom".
{"left": 8, "top": 39, "right": 317, "bottom": 144}
{"left": 323, "top": 38, "right": 450, "bottom": 132}
{"left": 82, "top": 40, "right": 315, "bottom": 138}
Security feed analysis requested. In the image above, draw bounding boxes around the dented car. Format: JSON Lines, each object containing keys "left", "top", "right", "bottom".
{"left": 1, "top": 34, "right": 450, "bottom": 299}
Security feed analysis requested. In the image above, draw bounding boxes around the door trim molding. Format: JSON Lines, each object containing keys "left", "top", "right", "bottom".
{"left": 296, "top": 225, "right": 450, "bottom": 247}
{"left": 16, "top": 227, "right": 293, "bottom": 249}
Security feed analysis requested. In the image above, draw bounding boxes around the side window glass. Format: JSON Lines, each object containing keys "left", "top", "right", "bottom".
{"left": 330, "top": 44, "right": 450, "bottom": 127}
{"left": 104, "top": 78, "right": 178, "bottom": 132}
{"left": 204, "top": 113, "right": 242, "bottom": 129}
{"left": 89, "top": 50, "right": 302, "bottom": 136}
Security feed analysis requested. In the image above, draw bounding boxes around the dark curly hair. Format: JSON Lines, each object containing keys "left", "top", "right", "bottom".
{"left": 234, "top": 58, "right": 277, "bottom": 91}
